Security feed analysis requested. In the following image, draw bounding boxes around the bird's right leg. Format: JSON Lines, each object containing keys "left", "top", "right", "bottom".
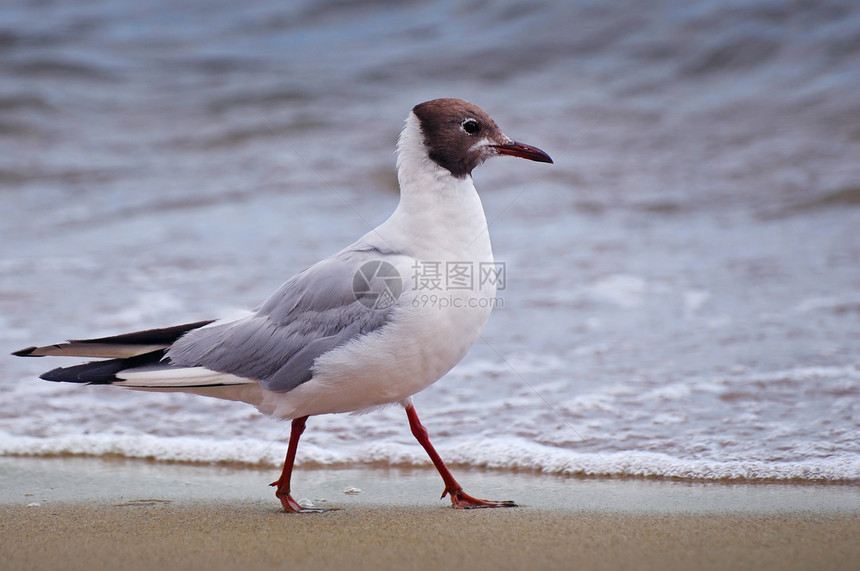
{"left": 271, "top": 415, "right": 327, "bottom": 513}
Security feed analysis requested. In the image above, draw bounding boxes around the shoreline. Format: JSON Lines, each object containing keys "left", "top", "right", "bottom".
{"left": 3, "top": 455, "right": 859, "bottom": 513}
{"left": 3, "top": 456, "right": 859, "bottom": 570}
{"left": 3, "top": 452, "right": 859, "bottom": 487}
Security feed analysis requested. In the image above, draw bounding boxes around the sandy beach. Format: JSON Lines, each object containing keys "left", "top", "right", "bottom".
{"left": 4, "top": 502, "right": 859, "bottom": 571}
{"left": 2, "top": 457, "right": 858, "bottom": 570}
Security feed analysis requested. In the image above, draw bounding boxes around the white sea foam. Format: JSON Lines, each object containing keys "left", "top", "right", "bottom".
{"left": 1, "top": 363, "right": 857, "bottom": 483}
{"left": 1, "top": 432, "right": 856, "bottom": 482}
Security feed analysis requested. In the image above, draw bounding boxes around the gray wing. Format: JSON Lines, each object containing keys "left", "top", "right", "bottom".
{"left": 166, "top": 247, "right": 408, "bottom": 393}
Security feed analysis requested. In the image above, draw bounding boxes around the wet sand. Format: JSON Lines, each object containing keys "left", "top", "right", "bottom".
{"left": 2, "top": 457, "right": 858, "bottom": 570}
{"left": 4, "top": 502, "right": 859, "bottom": 571}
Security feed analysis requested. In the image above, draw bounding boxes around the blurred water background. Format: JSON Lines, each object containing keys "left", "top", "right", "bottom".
{"left": 1, "top": 0, "right": 859, "bottom": 482}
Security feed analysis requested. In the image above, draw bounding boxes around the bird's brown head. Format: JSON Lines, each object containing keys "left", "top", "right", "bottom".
{"left": 411, "top": 98, "right": 553, "bottom": 179}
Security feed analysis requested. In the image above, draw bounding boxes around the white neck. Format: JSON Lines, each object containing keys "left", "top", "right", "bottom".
{"left": 368, "top": 113, "right": 492, "bottom": 262}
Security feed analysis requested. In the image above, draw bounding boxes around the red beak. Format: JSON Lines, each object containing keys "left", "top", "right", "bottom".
{"left": 491, "top": 141, "right": 553, "bottom": 164}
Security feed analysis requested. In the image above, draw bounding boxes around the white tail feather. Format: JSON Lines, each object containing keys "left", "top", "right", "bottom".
{"left": 114, "top": 366, "right": 255, "bottom": 388}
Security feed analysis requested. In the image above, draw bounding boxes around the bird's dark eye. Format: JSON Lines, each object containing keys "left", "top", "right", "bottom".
{"left": 461, "top": 118, "right": 480, "bottom": 135}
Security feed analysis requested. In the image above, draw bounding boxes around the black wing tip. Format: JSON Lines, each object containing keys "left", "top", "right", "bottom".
{"left": 12, "top": 346, "right": 39, "bottom": 357}
{"left": 37, "top": 350, "right": 166, "bottom": 385}
{"left": 14, "top": 319, "right": 215, "bottom": 359}
{"left": 70, "top": 319, "right": 216, "bottom": 346}
{"left": 38, "top": 364, "right": 120, "bottom": 384}
{"left": 40, "top": 368, "right": 81, "bottom": 383}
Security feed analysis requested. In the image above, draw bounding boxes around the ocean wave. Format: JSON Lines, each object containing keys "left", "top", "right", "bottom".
{"left": 2, "top": 432, "right": 857, "bottom": 484}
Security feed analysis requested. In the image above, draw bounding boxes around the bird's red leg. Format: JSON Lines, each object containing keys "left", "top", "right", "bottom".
{"left": 270, "top": 416, "right": 327, "bottom": 513}
{"left": 404, "top": 401, "right": 516, "bottom": 509}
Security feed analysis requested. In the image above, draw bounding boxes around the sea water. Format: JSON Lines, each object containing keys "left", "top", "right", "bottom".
{"left": 1, "top": 0, "right": 858, "bottom": 482}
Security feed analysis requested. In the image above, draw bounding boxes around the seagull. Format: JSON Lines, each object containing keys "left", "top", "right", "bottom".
{"left": 14, "top": 98, "right": 553, "bottom": 512}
